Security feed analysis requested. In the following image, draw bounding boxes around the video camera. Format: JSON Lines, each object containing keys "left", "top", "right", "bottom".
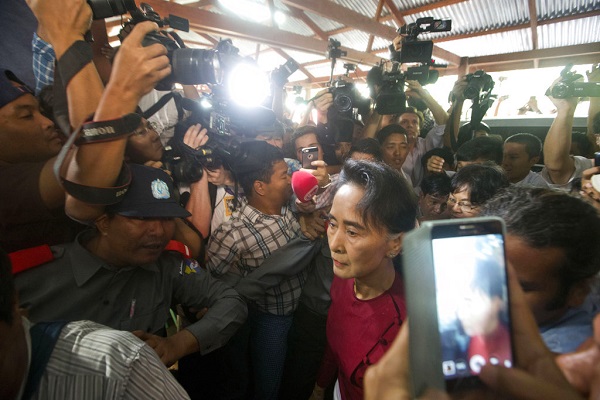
{"left": 374, "top": 17, "right": 451, "bottom": 115}
{"left": 549, "top": 64, "right": 600, "bottom": 99}
{"left": 162, "top": 88, "right": 278, "bottom": 183}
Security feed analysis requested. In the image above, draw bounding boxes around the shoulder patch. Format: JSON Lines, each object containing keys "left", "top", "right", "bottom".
{"left": 10, "top": 245, "right": 55, "bottom": 274}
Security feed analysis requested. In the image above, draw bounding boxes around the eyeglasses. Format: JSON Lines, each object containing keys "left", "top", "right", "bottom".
{"left": 350, "top": 294, "right": 403, "bottom": 388}
{"left": 447, "top": 196, "right": 479, "bottom": 213}
{"left": 424, "top": 195, "right": 448, "bottom": 211}
{"left": 133, "top": 121, "right": 159, "bottom": 136}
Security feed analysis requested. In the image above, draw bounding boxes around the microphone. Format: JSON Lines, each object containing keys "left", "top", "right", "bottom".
{"left": 292, "top": 170, "right": 319, "bottom": 203}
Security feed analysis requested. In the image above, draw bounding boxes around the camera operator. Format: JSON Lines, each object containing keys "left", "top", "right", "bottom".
{"left": 542, "top": 74, "right": 594, "bottom": 191}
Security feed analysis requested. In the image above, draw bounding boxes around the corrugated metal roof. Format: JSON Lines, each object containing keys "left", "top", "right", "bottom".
{"left": 304, "top": 11, "right": 345, "bottom": 31}
{"left": 405, "top": 0, "right": 529, "bottom": 39}
{"left": 537, "top": 15, "right": 600, "bottom": 48}
{"left": 283, "top": 49, "right": 327, "bottom": 64}
{"left": 331, "top": 29, "right": 372, "bottom": 52}
{"left": 435, "top": 28, "right": 532, "bottom": 57}
{"left": 278, "top": 14, "right": 317, "bottom": 36}
{"left": 537, "top": 0, "right": 600, "bottom": 20}
{"left": 332, "top": 0, "right": 379, "bottom": 18}
{"left": 393, "top": 0, "right": 445, "bottom": 12}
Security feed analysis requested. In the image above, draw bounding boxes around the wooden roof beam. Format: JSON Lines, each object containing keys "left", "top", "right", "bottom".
{"left": 367, "top": 0, "right": 387, "bottom": 53}
{"left": 141, "top": 0, "right": 382, "bottom": 64}
{"left": 382, "top": 0, "right": 406, "bottom": 27}
{"left": 281, "top": 0, "right": 398, "bottom": 40}
{"left": 272, "top": 47, "right": 316, "bottom": 81}
{"left": 379, "top": 0, "right": 469, "bottom": 24}
{"left": 468, "top": 43, "right": 600, "bottom": 65}
{"left": 527, "top": 0, "right": 539, "bottom": 50}
{"left": 287, "top": 8, "right": 329, "bottom": 41}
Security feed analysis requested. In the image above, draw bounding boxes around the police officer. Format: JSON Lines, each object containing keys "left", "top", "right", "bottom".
{"left": 14, "top": 164, "right": 248, "bottom": 366}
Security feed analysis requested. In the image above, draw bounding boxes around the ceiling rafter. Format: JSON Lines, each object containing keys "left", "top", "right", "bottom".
{"left": 382, "top": 0, "right": 406, "bottom": 27}
{"left": 271, "top": 47, "right": 316, "bottom": 80}
{"left": 367, "top": 0, "right": 386, "bottom": 53}
{"left": 378, "top": 0, "right": 469, "bottom": 24}
{"left": 141, "top": 0, "right": 382, "bottom": 64}
{"left": 281, "top": 0, "right": 398, "bottom": 40}
{"left": 527, "top": 0, "right": 539, "bottom": 50}
{"left": 280, "top": 0, "right": 460, "bottom": 64}
{"left": 429, "top": 9, "right": 600, "bottom": 44}
{"left": 468, "top": 42, "right": 599, "bottom": 65}
{"left": 287, "top": 8, "right": 329, "bottom": 41}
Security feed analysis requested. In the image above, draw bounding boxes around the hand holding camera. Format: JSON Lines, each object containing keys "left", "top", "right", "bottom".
{"left": 108, "top": 22, "right": 171, "bottom": 102}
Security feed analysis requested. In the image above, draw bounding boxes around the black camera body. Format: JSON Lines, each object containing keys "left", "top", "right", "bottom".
{"left": 464, "top": 70, "right": 495, "bottom": 101}
{"left": 271, "top": 58, "right": 299, "bottom": 88}
{"left": 550, "top": 64, "right": 600, "bottom": 99}
{"left": 326, "top": 38, "right": 348, "bottom": 60}
{"left": 374, "top": 17, "right": 450, "bottom": 115}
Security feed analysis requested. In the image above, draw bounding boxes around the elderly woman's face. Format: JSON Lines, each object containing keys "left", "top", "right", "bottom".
{"left": 448, "top": 188, "right": 480, "bottom": 219}
{"left": 327, "top": 184, "right": 399, "bottom": 281}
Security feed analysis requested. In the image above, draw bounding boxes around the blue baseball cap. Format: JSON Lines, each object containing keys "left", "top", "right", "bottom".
{"left": 0, "top": 69, "right": 34, "bottom": 109}
{"left": 107, "top": 164, "right": 191, "bottom": 218}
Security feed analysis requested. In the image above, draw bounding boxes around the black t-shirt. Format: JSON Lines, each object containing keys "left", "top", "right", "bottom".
{"left": 0, "top": 161, "right": 84, "bottom": 252}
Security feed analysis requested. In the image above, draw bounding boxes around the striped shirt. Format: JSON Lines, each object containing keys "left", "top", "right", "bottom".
{"left": 207, "top": 204, "right": 306, "bottom": 316}
{"left": 25, "top": 320, "right": 189, "bottom": 400}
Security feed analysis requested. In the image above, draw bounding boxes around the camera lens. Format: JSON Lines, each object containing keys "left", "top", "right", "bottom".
{"left": 334, "top": 94, "right": 353, "bottom": 113}
{"left": 551, "top": 83, "right": 569, "bottom": 99}
{"left": 172, "top": 48, "right": 221, "bottom": 86}
{"left": 88, "top": 0, "right": 136, "bottom": 19}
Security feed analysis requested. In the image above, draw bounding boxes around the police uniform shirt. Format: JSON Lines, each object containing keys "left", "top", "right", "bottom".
{"left": 15, "top": 230, "right": 247, "bottom": 355}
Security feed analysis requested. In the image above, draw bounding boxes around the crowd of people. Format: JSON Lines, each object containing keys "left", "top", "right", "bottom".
{"left": 1, "top": 0, "right": 600, "bottom": 399}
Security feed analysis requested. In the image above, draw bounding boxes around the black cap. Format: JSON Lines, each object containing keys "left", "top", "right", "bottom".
{"left": 107, "top": 164, "right": 191, "bottom": 218}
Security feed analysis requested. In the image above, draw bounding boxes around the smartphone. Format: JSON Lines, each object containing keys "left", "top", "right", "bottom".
{"left": 403, "top": 217, "right": 514, "bottom": 395}
{"left": 301, "top": 146, "right": 319, "bottom": 169}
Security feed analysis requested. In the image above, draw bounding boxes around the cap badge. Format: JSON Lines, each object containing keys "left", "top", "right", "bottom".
{"left": 151, "top": 179, "right": 170, "bottom": 199}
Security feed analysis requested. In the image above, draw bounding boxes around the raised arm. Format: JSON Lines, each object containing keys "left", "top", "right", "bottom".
{"left": 405, "top": 80, "right": 448, "bottom": 126}
{"left": 27, "top": 0, "right": 104, "bottom": 129}
{"left": 543, "top": 78, "right": 579, "bottom": 185}
{"left": 64, "top": 22, "right": 172, "bottom": 222}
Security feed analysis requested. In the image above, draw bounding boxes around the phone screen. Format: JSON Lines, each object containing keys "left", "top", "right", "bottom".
{"left": 431, "top": 226, "right": 513, "bottom": 390}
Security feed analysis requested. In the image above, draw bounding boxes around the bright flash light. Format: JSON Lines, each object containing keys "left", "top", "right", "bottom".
{"left": 274, "top": 10, "right": 286, "bottom": 24}
{"left": 200, "top": 97, "right": 212, "bottom": 109}
{"left": 228, "top": 63, "right": 270, "bottom": 107}
{"left": 219, "top": 0, "right": 270, "bottom": 22}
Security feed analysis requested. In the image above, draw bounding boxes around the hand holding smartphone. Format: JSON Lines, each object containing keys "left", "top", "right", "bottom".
{"left": 301, "top": 146, "right": 319, "bottom": 169}
{"left": 403, "top": 217, "right": 514, "bottom": 395}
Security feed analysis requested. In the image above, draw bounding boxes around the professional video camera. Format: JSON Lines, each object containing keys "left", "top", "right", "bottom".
{"left": 374, "top": 17, "right": 451, "bottom": 115}
{"left": 162, "top": 88, "right": 278, "bottom": 183}
{"left": 395, "top": 17, "right": 451, "bottom": 64}
{"left": 549, "top": 64, "right": 600, "bottom": 99}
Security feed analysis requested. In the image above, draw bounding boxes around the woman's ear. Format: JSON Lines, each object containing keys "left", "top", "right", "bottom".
{"left": 388, "top": 232, "right": 404, "bottom": 257}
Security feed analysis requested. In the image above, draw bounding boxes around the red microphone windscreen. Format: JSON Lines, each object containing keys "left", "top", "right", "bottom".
{"left": 292, "top": 170, "right": 319, "bottom": 203}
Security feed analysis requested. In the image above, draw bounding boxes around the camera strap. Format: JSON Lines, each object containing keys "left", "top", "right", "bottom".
{"left": 52, "top": 41, "right": 94, "bottom": 136}
{"left": 75, "top": 113, "right": 142, "bottom": 145}
{"left": 142, "top": 91, "right": 185, "bottom": 121}
{"left": 53, "top": 114, "right": 140, "bottom": 205}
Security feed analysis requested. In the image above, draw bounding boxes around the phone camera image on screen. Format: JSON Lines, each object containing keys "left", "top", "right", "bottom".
{"left": 431, "top": 232, "right": 513, "bottom": 387}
